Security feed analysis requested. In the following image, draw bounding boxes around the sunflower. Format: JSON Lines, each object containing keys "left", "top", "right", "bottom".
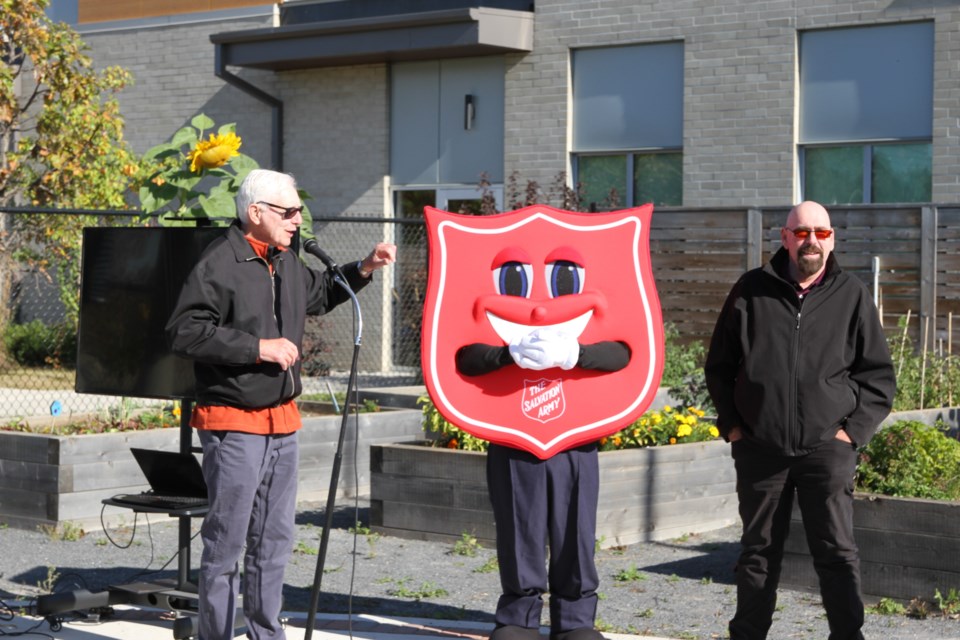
{"left": 186, "top": 132, "right": 241, "bottom": 172}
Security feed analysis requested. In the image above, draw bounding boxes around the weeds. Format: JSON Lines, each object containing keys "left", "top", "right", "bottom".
{"left": 348, "top": 521, "right": 381, "bottom": 557}
{"left": 388, "top": 578, "right": 448, "bottom": 600}
{"left": 935, "top": 588, "right": 960, "bottom": 615}
{"left": 39, "top": 521, "right": 84, "bottom": 541}
{"left": 614, "top": 565, "right": 647, "bottom": 583}
{"left": 451, "top": 532, "right": 481, "bottom": 557}
{"left": 294, "top": 541, "right": 318, "bottom": 556}
{"left": 474, "top": 556, "right": 499, "bottom": 574}
{"left": 37, "top": 566, "right": 60, "bottom": 593}
{"left": 869, "top": 597, "right": 906, "bottom": 616}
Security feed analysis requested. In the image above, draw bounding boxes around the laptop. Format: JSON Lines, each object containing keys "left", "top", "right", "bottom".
{"left": 110, "top": 448, "right": 208, "bottom": 511}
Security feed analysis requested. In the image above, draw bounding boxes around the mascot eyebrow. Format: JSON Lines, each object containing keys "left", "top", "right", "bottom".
{"left": 491, "top": 247, "right": 533, "bottom": 268}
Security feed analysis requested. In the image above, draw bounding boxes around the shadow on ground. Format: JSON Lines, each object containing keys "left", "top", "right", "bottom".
{"left": 295, "top": 503, "right": 371, "bottom": 530}
{"left": 281, "top": 584, "right": 494, "bottom": 622}
{"left": 633, "top": 540, "right": 740, "bottom": 585}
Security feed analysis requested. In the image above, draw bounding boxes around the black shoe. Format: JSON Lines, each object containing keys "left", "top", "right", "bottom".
{"left": 550, "top": 628, "right": 605, "bottom": 640}
{"left": 490, "top": 624, "right": 542, "bottom": 640}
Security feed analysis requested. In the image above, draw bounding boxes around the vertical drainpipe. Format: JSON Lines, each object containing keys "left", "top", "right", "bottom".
{"left": 214, "top": 43, "right": 284, "bottom": 171}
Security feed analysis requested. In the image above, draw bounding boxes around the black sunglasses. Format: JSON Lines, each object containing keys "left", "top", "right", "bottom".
{"left": 257, "top": 201, "right": 304, "bottom": 220}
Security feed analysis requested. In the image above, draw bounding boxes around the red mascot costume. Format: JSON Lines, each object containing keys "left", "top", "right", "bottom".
{"left": 422, "top": 204, "right": 664, "bottom": 640}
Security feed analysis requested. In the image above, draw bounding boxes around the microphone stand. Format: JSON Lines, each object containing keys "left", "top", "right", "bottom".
{"left": 304, "top": 265, "right": 363, "bottom": 640}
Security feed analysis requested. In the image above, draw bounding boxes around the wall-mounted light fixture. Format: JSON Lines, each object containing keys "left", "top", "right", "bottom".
{"left": 464, "top": 94, "right": 476, "bottom": 130}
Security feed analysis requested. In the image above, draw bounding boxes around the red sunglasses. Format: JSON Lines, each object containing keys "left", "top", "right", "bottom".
{"left": 784, "top": 227, "right": 833, "bottom": 240}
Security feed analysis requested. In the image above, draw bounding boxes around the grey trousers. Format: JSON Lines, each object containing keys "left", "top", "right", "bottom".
{"left": 197, "top": 429, "right": 299, "bottom": 640}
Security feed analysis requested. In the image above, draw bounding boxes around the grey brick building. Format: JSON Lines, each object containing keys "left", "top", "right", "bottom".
{"left": 45, "top": 0, "right": 960, "bottom": 372}
{"left": 60, "top": 0, "right": 959, "bottom": 213}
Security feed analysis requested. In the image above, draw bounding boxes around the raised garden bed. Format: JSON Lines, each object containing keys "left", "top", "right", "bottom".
{"left": 781, "top": 493, "right": 960, "bottom": 602}
{"left": 0, "top": 406, "right": 423, "bottom": 531}
{"left": 370, "top": 439, "right": 738, "bottom": 548}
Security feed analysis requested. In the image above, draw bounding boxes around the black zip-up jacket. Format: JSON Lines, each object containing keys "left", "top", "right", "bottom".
{"left": 704, "top": 248, "right": 895, "bottom": 455}
{"left": 166, "top": 222, "right": 369, "bottom": 409}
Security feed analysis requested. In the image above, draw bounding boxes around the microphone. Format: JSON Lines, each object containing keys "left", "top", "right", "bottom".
{"left": 303, "top": 239, "right": 339, "bottom": 271}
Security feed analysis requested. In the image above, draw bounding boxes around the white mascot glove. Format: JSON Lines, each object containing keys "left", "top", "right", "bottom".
{"left": 508, "top": 333, "right": 551, "bottom": 370}
{"left": 531, "top": 328, "right": 580, "bottom": 370}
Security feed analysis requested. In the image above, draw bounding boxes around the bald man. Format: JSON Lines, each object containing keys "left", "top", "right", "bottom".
{"left": 704, "top": 201, "right": 895, "bottom": 640}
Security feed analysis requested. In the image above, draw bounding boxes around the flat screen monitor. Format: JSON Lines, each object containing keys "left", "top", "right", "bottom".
{"left": 75, "top": 226, "right": 224, "bottom": 400}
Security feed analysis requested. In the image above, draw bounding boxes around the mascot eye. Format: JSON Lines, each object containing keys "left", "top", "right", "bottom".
{"left": 494, "top": 261, "right": 533, "bottom": 297}
{"left": 546, "top": 260, "right": 584, "bottom": 297}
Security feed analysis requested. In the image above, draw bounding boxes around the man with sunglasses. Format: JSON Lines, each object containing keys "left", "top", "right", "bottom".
{"left": 704, "top": 200, "right": 895, "bottom": 640}
{"left": 167, "top": 169, "right": 396, "bottom": 640}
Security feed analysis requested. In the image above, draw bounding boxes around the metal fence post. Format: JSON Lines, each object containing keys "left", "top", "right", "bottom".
{"left": 920, "top": 206, "right": 937, "bottom": 345}
{"left": 747, "top": 207, "right": 763, "bottom": 270}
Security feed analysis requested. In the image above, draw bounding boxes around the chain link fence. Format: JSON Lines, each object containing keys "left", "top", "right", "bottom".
{"left": 0, "top": 210, "right": 425, "bottom": 420}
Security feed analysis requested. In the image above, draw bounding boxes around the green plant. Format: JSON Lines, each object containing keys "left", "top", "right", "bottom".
{"left": 451, "top": 532, "right": 482, "bottom": 557}
{"left": 348, "top": 521, "right": 371, "bottom": 535}
{"left": 614, "top": 565, "right": 648, "bottom": 583}
{"left": 474, "top": 556, "right": 499, "bottom": 574}
{"left": 660, "top": 323, "right": 706, "bottom": 388}
{"left": 294, "top": 541, "right": 318, "bottom": 555}
{"left": 934, "top": 588, "right": 960, "bottom": 615}
{"left": 856, "top": 420, "right": 960, "bottom": 500}
{"left": 135, "top": 113, "right": 316, "bottom": 242}
{"left": 888, "top": 314, "right": 960, "bottom": 411}
{"left": 37, "top": 566, "right": 60, "bottom": 593}
{"left": 3, "top": 320, "right": 77, "bottom": 368}
{"left": 0, "top": 404, "right": 181, "bottom": 435}
{"left": 419, "top": 395, "right": 489, "bottom": 452}
{"left": 388, "top": 578, "right": 448, "bottom": 600}
{"left": 348, "top": 520, "right": 380, "bottom": 556}
{"left": 39, "top": 521, "right": 84, "bottom": 542}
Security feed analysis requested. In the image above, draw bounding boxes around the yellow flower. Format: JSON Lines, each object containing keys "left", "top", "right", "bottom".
{"left": 663, "top": 405, "right": 673, "bottom": 413}
{"left": 613, "top": 436, "right": 622, "bottom": 447}
{"left": 172, "top": 405, "right": 181, "bottom": 418}
{"left": 187, "top": 132, "right": 241, "bottom": 172}
{"left": 652, "top": 413, "right": 662, "bottom": 424}
{"left": 709, "top": 426, "right": 720, "bottom": 438}
{"left": 677, "top": 424, "right": 693, "bottom": 438}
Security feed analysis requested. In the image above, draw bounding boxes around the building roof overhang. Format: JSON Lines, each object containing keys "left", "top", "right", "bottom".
{"left": 210, "top": 6, "right": 533, "bottom": 70}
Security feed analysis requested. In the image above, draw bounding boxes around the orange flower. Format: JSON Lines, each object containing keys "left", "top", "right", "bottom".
{"left": 446, "top": 438, "right": 459, "bottom": 449}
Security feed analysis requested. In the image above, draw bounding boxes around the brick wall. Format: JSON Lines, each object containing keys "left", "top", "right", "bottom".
{"left": 82, "top": 15, "right": 277, "bottom": 165}
{"left": 506, "top": 0, "right": 960, "bottom": 206}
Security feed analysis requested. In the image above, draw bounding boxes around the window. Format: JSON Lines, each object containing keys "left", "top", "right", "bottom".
{"left": 799, "top": 22, "right": 933, "bottom": 204}
{"left": 571, "top": 42, "right": 684, "bottom": 209}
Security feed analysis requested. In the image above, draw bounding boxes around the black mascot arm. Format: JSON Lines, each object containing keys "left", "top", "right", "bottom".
{"left": 455, "top": 344, "right": 513, "bottom": 376}
{"left": 455, "top": 341, "right": 631, "bottom": 377}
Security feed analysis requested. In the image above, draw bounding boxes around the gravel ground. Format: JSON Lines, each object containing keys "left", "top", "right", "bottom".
{"left": 1, "top": 500, "right": 957, "bottom": 640}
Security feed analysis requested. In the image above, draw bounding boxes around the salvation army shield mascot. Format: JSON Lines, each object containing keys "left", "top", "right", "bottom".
{"left": 421, "top": 204, "right": 664, "bottom": 640}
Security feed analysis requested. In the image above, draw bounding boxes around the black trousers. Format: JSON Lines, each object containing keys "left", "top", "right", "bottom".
{"left": 730, "top": 438, "right": 864, "bottom": 640}
{"left": 486, "top": 443, "right": 600, "bottom": 634}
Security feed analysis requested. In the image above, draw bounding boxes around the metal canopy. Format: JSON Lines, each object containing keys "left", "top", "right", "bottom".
{"left": 210, "top": 7, "right": 534, "bottom": 71}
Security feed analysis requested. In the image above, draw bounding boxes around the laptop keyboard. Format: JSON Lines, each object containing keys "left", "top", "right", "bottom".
{"left": 112, "top": 493, "right": 208, "bottom": 510}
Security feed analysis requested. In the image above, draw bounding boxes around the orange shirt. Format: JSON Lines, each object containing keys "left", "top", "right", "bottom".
{"left": 190, "top": 233, "right": 302, "bottom": 435}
